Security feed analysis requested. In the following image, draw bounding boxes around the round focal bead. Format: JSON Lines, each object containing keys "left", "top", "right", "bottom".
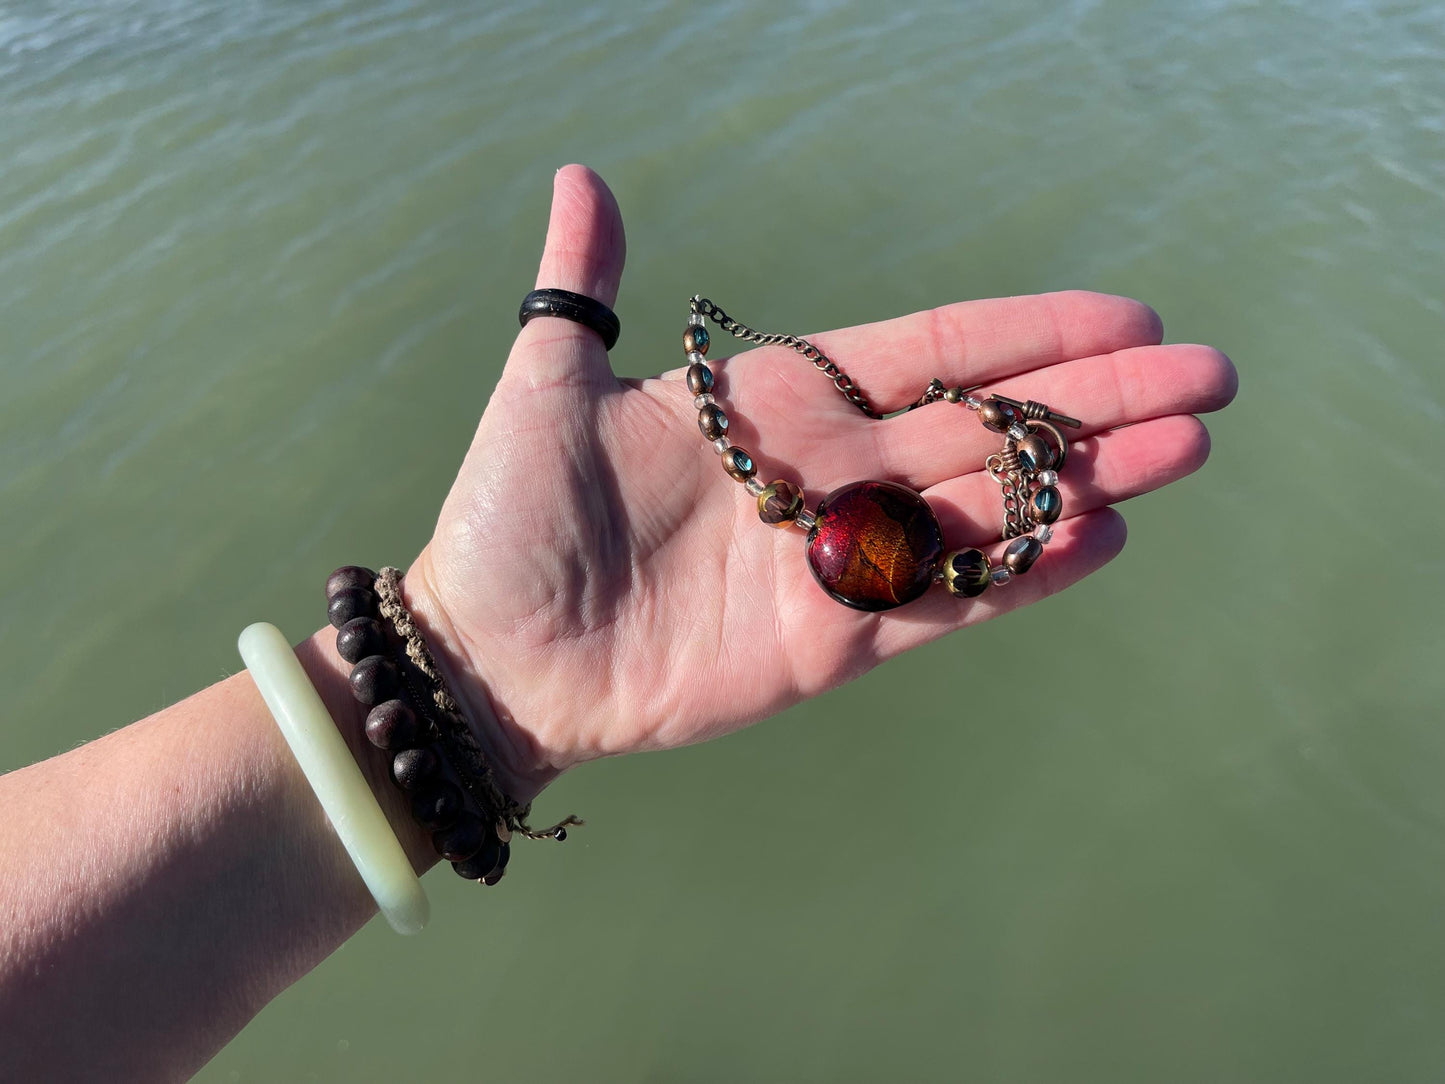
{"left": 805, "top": 481, "right": 944, "bottom": 611}
{"left": 941, "top": 548, "right": 991, "bottom": 598}
{"left": 1029, "top": 485, "right": 1062, "bottom": 524}
{"left": 683, "top": 325, "right": 710, "bottom": 356}
{"left": 977, "top": 398, "right": 1019, "bottom": 433}
{"left": 1003, "top": 536, "right": 1044, "bottom": 575}
{"left": 698, "top": 404, "right": 729, "bottom": 441}
{"left": 686, "top": 362, "right": 714, "bottom": 395}
{"left": 758, "top": 480, "right": 804, "bottom": 527}
{"left": 1016, "top": 434, "right": 1056, "bottom": 472}
{"left": 723, "top": 447, "right": 755, "bottom": 481}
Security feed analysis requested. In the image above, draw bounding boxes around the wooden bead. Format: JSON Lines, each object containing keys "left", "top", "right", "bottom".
{"left": 1003, "top": 536, "right": 1044, "bottom": 575}
{"left": 451, "top": 834, "right": 503, "bottom": 880}
{"left": 325, "top": 565, "right": 376, "bottom": 599}
{"left": 1030, "top": 485, "right": 1062, "bottom": 524}
{"left": 683, "top": 324, "right": 710, "bottom": 356}
{"left": 977, "top": 398, "right": 1019, "bottom": 433}
{"left": 698, "top": 404, "right": 729, "bottom": 441}
{"left": 686, "top": 362, "right": 714, "bottom": 395}
{"left": 391, "top": 745, "right": 440, "bottom": 791}
{"left": 723, "top": 447, "right": 756, "bottom": 481}
{"left": 483, "top": 842, "right": 511, "bottom": 885}
{"left": 1016, "top": 434, "right": 1056, "bottom": 472}
{"left": 433, "top": 812, "right": 490, "bottom": 861}
{"left": 327, "top": 587, "right": 376, "bottom": 629}
{"left": 412, "top": 781, "right": 463, "bottom": 831}
{"left": 349, "top": 654, "right": 400, "bottom": 705}
{"left": 365, "top": 699, "right": 418, "bottom": 751}
{"left": 757, "top": 480, "right": 804, "bottom": 527}
{"left": 336, "top": 617, "right": 387, "bottom": 664}
{"left": 941, "top": 548, "right": 991, "bottom": 598}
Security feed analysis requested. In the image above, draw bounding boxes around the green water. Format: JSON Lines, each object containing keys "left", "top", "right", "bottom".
{"left": 3, "top": 1, "right": 1443, "bottom": 1080}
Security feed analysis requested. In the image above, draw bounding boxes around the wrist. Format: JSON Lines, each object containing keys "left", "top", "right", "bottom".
{"left": 293, "top": 629, "right": 441, "bottom": 874}
{"left": 399, "top": 549, "right": 562, "bottom": 805}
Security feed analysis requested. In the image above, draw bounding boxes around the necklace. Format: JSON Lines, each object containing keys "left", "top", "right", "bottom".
{"left": 683, "top": 296, "right": 1080, "bottom": 611}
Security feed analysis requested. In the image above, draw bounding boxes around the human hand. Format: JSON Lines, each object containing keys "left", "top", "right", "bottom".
{"left": 403, "top": 165, "right": 1237, "bottom": 800}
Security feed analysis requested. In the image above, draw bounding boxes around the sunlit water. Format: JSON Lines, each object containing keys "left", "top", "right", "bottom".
{"left": 2, "top": 2, "right": 1442, "bottom": 1080}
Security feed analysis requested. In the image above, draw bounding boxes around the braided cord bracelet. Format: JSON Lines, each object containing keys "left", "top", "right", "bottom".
{"left": 682, "top": 296, "right": 1080, "bottom": 609}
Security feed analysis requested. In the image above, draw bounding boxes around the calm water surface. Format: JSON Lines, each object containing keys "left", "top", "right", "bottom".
{"left": 2, "top": 1, "right": 1442, "bottom": 1080}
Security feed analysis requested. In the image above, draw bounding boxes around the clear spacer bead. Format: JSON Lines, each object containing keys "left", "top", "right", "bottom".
{"left": 1037, "top": 469, "right": 1058, "bottom": 487}
{"left": 745, "top": 476, "right": 766, "bottom": 496}
{"left": 1007, "top": 422, "right": 1029, "bottom": 441}
{"left": 964, "top": 395, "right": 982, "bottom": 409}
{"left": 712, "top": 436, "right": 731, "bottom": 454}
{"left": 694, "top": 393, "right": 715, "bottom": 408}
{"left": 687, "top": 350, "right": 706, "bottom": 365}
{"left": 1032, "top": 523, "right": 1054, "bottom": 543}
{"left": 689, "top": 313, "right": 705, "bottom": 326}
{"left": 794, "top": 508, "right": 817, "bottom": 532}
{"left": 990, "top": 566, "right": 1013, "bottom": 585}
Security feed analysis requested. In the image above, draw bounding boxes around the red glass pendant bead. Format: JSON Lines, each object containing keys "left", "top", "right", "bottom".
{"left": 805, "top": 481, "right": 945, "bottom": 611}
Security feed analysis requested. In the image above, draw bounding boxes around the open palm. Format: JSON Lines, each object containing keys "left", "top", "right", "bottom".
{"left": 404, "top": 166, "right": 1236, "bottom": 799}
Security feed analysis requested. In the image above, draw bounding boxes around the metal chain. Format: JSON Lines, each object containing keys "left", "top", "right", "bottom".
{"left": 692, "top": 296, "right": 886, "bottom": 419}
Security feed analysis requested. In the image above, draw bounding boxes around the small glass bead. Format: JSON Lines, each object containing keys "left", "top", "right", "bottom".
{"left": 1033, "top": 523, "right": 1054, "bottom": 543}
{"left": 694, "top": 393, "right": 715, "bottom": 408}
{"left": 964, "top": 395, "right": 982, "bottom": 409}
{"left": 794, "top": 507, "right": 817, "bottom": 532}
{"left": 1037, "top": 469, "right": 1059, "bottom": 487}
{"left": 687, "top": 350, "right": 706, "bottom": 365}
{"left": 689, "top": 313, "right": 705, "bottom": 326}
{"left": 745, "top": 476, "right": 767, "bottom": 496}
{"left": 990, "top": 566, "right": 1013, "bottom": 585}
{"left": 712, "top": 436, "right": 731, "bottom": 454}
{"left": 1007, "top": 422, "right": 1029, "bottom": 441}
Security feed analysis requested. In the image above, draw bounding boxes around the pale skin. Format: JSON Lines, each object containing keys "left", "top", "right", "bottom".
{"left": 0, "top": 165, "right": 1236, "bottom": 1080}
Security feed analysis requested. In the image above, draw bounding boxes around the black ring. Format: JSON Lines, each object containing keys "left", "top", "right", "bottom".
{"left": 518, "top": 288, "right": 620, "bottom": 351}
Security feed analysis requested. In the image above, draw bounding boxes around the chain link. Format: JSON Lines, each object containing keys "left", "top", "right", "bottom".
{"left": 692, "top": 296, "right": 886, "bottom": 419}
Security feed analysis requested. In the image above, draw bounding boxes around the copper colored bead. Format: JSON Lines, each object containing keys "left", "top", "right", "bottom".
{"left": 698, "top": 404, "right": 729, "bottom": 441}
{"left": 723, "top": 447, "right": 756, "bottom": 481}
{"left": 977, "top": 398, "right": 1019, "bottom": 433}
{"left": 1030, "top": 485, "right": 1062, "bottom": 524}
{"left": 1016, "top": 434, "right": 1056, "bottom": 472}
{"left": 941, "top": 548, "right": 991, "bottom": 598}
{"left": 757, "top": 480, "right": 805, "bottom": 527}
{"left": 686, "top": 362, "right": 714, "bottom": 395}
{"left": 1003, "top": 536, "right": 1044, "bottom": 575}
{"left": 683, "top": 324, "right": 710, "bottom": 356}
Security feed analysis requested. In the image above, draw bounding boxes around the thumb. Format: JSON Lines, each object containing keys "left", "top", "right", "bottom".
{"left": 506, "top": 164, "right": 627, "bottom": 387}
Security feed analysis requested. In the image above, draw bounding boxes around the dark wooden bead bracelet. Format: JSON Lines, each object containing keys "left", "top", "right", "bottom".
{"left": 324, "top": 565, "right": 511, "bottom": 884}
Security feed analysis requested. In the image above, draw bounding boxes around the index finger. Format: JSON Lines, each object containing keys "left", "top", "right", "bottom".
{"left": 754, "top": 290, "right": 1164, "bottom": 414}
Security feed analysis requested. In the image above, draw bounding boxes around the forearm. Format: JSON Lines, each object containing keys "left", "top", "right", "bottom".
{"left": 0, "top": 630, "right": 438, "bottom": 1082}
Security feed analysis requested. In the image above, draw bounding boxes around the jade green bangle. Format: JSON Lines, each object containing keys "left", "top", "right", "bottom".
{"left": 238, "top": 622, "right": 430, "bottom": 935}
